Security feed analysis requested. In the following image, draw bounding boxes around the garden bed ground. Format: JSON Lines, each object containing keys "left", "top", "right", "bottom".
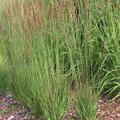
{"left": 0, "top": 93, "right": 120, "bottom": 120}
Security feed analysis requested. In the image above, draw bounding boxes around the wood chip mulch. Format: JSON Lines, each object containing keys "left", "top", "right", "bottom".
{"left": 0, "top": 93, "right": 120, "bottom": 120}
{"left": 97, "top": 98, "right": 120, "bottom": 120}
{"left": 0, "top": 93, "right": 40, "bottom": 120}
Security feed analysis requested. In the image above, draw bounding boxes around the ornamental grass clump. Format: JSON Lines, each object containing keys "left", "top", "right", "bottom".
{"left": 0, "top": 0, "right": 120, "bottom": 119}
{"left": 0, "top": 0, "right": 72, "bottom": 119}
{"left": 76, "top": 86, "right": 98, "bottom": 120}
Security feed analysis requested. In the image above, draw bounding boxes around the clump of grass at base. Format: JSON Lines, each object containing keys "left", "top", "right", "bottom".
{"left": 0, "top": 46, "right": 8, "bottom": 94}
{"left": 0, "top": 1, "right": 71, "bottom": 119}
{"left": 0, "top": 67, "right": 7, "bottom": 94}
{"left": 76, "top": 86, "right": 98, "bottom": 120}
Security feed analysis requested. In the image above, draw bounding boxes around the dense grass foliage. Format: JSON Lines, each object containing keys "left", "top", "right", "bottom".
{"left": 0, "top": 0, "right": 120, "bottom": 119}
{"left": 0, "top": 55, "right": 7, "bottom": 94}
{"left": 0, "top": 41, "right": 8, "bottom": 94}
{"left": 76, "top": 86, "right": 98, "bottom": 120}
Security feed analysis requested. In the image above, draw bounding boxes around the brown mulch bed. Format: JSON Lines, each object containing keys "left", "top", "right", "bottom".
{"left": 97, "top": 98, "right": 120, "bottom": 120}
{"left": 0, "top": 93, "right": 120, "bottom": 120}
{"left": 0, "top": 93, "right": 40, "bottom": 120}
